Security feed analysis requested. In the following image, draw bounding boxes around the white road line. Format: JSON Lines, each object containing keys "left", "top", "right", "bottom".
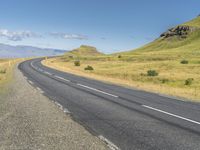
{"left": 28, "top": 80, "right": 34, "bottom": 85}
{"left": 54, "top": 101, "right": 71, "bottom": 114}
{"left": 142, "top": 105, "right": 200, "bottom": 125}
{"left": 63, "top": 108, "right": 71, "bottom": 114}
{"left": 30, "top": 61, "right": 34, "bottom": 67}
{"left": 31, "top": 61, "right": 71, "bottom": 83}
{"left": 55, "top": 101, "right": 62, "bottom": 108}
{"left": 77, "top": 83, "right": 118, "bottom": 98}
{"left": 98, "top": 135, "right": 120, "bottom": 150}
{"left": 36, "top": 87, "right": 44, "bottom": 94}
{"left": 31, "top": 61, "right": 52, "bottom": 76}
{"left": 30, "top": 61, "right": 37, "bottom": 69}
{"left": 55, "top": 75, "right": 70, "bottom": 82}
{"left": 44, "top": 71, "right": 52, "bottom": 76}
{"left": 38, "top": 68, "right": 43, "bottom": 72}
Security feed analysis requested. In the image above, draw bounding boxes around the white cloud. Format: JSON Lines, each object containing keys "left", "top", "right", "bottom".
{"left": 49, "top": 32, "right": 88, "bottom": 40}
{"left": 0, "top": 29, "right": 40, "bottom": 41}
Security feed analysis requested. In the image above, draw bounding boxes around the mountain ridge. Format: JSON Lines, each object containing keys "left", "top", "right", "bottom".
{"left": 0, "top": 43, "right": 67, "bottom": 58}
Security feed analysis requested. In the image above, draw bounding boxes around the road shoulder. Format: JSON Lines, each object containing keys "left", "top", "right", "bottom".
{"left": 0, "top": 65, "right": 108, "bottom": 150}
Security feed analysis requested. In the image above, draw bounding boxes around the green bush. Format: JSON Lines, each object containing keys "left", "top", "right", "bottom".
{"left": 74, "top": 60, "right": 80, "bottom": 66}
{"left": 185, "top": 78, "right": 193, "bottom": 86}
{"left": 161, "top": 78, "right": 169, "bottom": 84}
{"left": 0, "top": 69, "right": 6, "bottom": 74}
{"left": 180, "top": 60, "right": 189, "bottom": 64}
{"left": 84, "top": 65, "right": 94, "bottom": 71}
{"left": 147, "top": 70, "right": 158, "bottom": 76}
{"left": 118, "top": 55, "right": 122, "bottom": 58}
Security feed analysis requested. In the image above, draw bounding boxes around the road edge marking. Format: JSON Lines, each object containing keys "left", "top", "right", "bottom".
{"left": 36, "top": 87, "right": 44, "bottom": 94}
{"left": 98, "top": 135, "right": 120, "bottom": 150}
{"left": 28, "top": 80, "right": 34, "bottom": 85}
{"left": 54, "top": 101, "right": 71, "bottom": 114}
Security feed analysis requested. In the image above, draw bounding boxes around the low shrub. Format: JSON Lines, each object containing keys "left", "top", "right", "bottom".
{"left": 161, "top": 78, "right": 169, "bottom": 84}
{"left": 74, "top": 60, "right": 80, "bottom": 66}
{"left": 147, "top": 70, "right": 158, "bottom": 76}
{"left": 84, "top": 65, "right": 94, "bottom": 71}
{"left": 140, "top": 73, "right": 146, "bottom": 76}
{"left": 69, "top": 55, "right": 74, "bottom": 59}
{"left": 118, "top": 55, "right": 122, "bottom": 58}
{"left": 180, "top": 60, "right": 189, "bottom": 64}
{"left": 0, "top": 69, "right": 6, "bottom": 74}
{"left": 185, "top": 78, "right": 193, "bottom": 86}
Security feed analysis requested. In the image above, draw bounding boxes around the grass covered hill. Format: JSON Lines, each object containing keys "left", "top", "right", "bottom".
{"left": 43, "top": 16, "right": 200, "bottom": 102}
{"left": 183, "top": 16, "right": 200, "bottom": 27}
{"left": 64, "top": 45, "right": 104, "bottom": 57}
{"left": 123, "top": 16, "right": 200, "bottom": 54}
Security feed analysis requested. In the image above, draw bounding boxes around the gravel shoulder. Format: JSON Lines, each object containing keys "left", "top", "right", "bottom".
{"left": 0, "top": 65, "right": 108, "bottom": 150}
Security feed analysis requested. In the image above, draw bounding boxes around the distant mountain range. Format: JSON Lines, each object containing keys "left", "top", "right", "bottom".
{"left": 0, "top": 43, "right": 68, "bottom": 58}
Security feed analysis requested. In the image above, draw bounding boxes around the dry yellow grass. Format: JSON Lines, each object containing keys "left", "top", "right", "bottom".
{"left": 0, "top": 59, "right": 24, "bottom": 93}
{"left": 43, "top": 56, "right": 200, "bottom": 102}
{"left": 42, "top": 17, "right": 200, "bottom": 102}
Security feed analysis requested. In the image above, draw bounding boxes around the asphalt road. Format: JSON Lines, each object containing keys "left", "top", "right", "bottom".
{"left": 19, "top": 58, "right": 200, "bottom": 150}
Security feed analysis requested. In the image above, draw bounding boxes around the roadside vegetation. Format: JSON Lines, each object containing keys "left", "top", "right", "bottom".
{"left": 43, "top": 16, "right": 200, "bottom": 102}
{"left": 0, "top": 59, "right": 22, "bottom": 93}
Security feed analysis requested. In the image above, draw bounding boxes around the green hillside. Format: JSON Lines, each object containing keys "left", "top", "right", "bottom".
{"left": 44, "top": 16, "right": 200, "bottom": 102}
{"left": 123, "top": 16, "right": 200, "bottom": 54}
{"left": 183, "top": 16, "right": 200, "bottom": 27}
{"left": 65, "top": 45, "right": 104, "bottom": 57}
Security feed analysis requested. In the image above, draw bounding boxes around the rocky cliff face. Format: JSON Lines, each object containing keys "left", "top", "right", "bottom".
{"left": 160, "top": 25, "right": 197, "bottom": 39}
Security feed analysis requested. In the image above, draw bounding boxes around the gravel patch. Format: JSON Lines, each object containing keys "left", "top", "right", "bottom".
{"left": 0, "top": 65, "right": 108, "bottom": 150}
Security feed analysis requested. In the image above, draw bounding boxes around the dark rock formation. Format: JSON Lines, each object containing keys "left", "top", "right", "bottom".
{"left": 160, "top": 25, "right": 194, "bottom": 39}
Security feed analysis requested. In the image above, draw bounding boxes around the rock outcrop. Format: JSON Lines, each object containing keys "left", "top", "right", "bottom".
{"left": 160, "top": 25, "right": 196, "bottom": 39}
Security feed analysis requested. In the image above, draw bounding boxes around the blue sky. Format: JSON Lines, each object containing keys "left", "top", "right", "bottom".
{"left": 0, "top": 0, "right": 199, "bottom": 53}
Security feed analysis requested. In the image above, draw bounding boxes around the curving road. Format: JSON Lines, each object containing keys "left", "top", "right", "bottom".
{"left": 19, "top": 58, "right": 200, "bottom": 150}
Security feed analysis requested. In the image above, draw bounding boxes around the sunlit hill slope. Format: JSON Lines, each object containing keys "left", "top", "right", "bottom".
{"left": 43, "top": 16, "right": 200, "bottom": 102}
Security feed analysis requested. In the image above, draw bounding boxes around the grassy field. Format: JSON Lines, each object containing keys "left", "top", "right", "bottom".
{"left": 43, "top": 16, "right": 200, "bottom": 102}
{"left": 43, "top": 52, "right": 200, "bottom": 102}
